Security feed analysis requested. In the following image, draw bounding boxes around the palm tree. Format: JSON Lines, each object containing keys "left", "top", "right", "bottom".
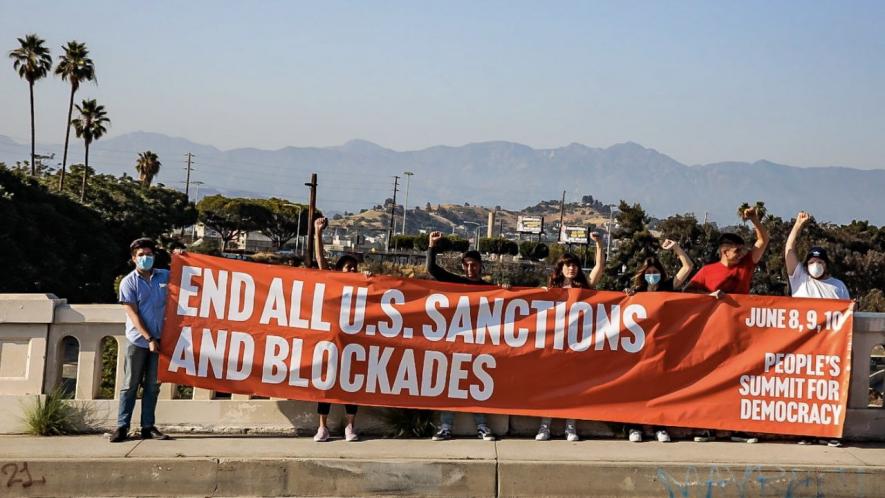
{"left": 54, "top": 41, "right": 96, "bottom": 191}
{"left": 135, "top": 150, "right": 161, "bottom": 187}
{"left": 8, "top": 34, "right": 53, "bottom": 176}
{"left": 71, "top": 99, "right": 110, "bottom": 202}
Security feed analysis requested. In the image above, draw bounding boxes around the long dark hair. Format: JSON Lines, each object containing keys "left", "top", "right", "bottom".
{"left": 631, "top": 256, "right": 669, "bottom": 292}
{"left": 334, "top": 255, "right": 359, "bottom": 272}
{"left": 548, "top": 253, "right": 591, "bottom": 289}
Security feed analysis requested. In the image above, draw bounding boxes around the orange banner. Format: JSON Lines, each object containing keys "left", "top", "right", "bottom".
{"left": 159, "top": 253, "right": 854, "bottom": 437}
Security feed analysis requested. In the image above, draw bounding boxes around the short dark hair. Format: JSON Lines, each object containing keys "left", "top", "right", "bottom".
{"left": 461, "top": 250, "right": 482, "bottom": 264}
{"left": 718, "top": 233, "right": 745, "bottom": 247}
{"left": 129, "top": 237, "right": 156, "bottom": 255}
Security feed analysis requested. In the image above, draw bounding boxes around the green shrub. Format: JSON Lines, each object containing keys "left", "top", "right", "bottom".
{"left": 23, "top": 388, "right": 77, "bottom": 436}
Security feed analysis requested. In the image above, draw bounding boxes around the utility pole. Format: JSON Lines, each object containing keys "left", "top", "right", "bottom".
{"left": 386, "top": 175, "right": 400, "bottom": 252}
{"left": 184, "top": 153, "right": 194, "bottom": 199}
{"left": 305, "top": 173, "right": 318, "bottom": 267}
{"left": 401, "top": 171, "right": 414, "bottom": 235}
{"left": 557, "top": 190, "right": 566, "bottom": 242}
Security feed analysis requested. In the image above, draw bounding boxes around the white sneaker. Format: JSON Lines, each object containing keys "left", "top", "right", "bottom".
{"left": 693, "top": 430, "right": 715, "bottom": 442}
{"left": 656, "top": 430, "right": 671, "bottom": 443}
{"left": 535, "top": 424, "right": 550, "bottom": 441}
{"left": 565, "top": 425, "right": 579, "bottom": 442}
{"left": 344, "top": 424, "right": 358, "bottom": 442}
{"left": 313, "top": 426, "right": 329, "bottom": 442}
{"left": 730, "top": 435, "right": 758, "bottom": 444}
{"left": 477, "top": 424, "right": 495, "bottom": 441}
{"left": 628, "top": 429, "right": 642, "bottom": 442}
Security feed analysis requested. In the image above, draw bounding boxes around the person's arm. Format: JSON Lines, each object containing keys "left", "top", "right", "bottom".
{"left": 588, "top": 232, "right": 606, "bottom": 286}
{"left": 662, "top": 239, "right": 694, "bottom": 289}
{"left": 785, "top": 211, "right": 810, "bottom": 277}
{"left": 425, "top": 231, "right": 461, "bottom": 282}
{"left": 744, "top": 207, "right": 770, "bottom": 264}
{"left": 314, "top": 218, "right": 328, "bottom": 270}
{"left": 122, "top": 303, "right": 158, "bottom": 352}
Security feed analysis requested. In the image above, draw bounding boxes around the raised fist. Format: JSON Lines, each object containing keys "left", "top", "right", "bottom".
{"left": 314, "top": 217, "right": 328, "bottom": 231}
{"left": 742, "top": 207, "right": 760, "bottom": 222}
{"left": 661, "top": 239, "right": 677, "bottom": 251}
{"left": 429, "top": 231, "right": 444, "bottom": 247}
{"left": 795, "top": 211, "right": 811, "bottom": 226}
{"left": 590, "top": 231, "right": 602, "bottom": 244}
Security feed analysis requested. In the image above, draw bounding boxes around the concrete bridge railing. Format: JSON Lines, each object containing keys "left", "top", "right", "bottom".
{"left": 0, "top": 294, "right": 882, "bottom": 439}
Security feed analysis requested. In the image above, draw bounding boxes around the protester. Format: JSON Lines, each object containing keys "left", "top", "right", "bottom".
{"left": 111, "top": 238, "right": 171, "bottom": 443}
{"left": 313, "top": 217, "right": 360, "bottom": 442}
{"left": 786, "top": 211, "right": 849, "bottom": 447}
{"left": 685, "top": 207, "right": 769, "bottom": 443}
{"left": 623, "top": 238, "right": 693, "bottom": 442}
{"left": 536, "top": 233, "right": 605, "bottom": 442}
{"left": 425, "top": 231, "right": 496, "bottom": 442}
{"left": 626, "top": 239, "right": 694, "bottom": 294}
{"left": 686, "top": 207, "right": 770, "bottom": 299}
{"left": 785, "top": 211, "right": 850, "bottom": 300}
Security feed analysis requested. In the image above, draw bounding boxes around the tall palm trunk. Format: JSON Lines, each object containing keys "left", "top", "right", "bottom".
{"left": 29, "top": 82, "right": 36, "bottom": 176}
{"left": 80, "top": 141, "right": 90, "bottom": 202}
{"left": 59, "top": 86, "right": 75, "bottom": 191}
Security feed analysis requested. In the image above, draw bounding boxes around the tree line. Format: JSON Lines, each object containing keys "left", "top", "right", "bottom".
{"left": 8, "top": 33, "right": 164, "bottom": 200}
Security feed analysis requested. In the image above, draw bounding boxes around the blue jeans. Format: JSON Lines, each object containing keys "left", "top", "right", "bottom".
{"left": 116, "top": 342, "right": 160, "bottom": 429}
{"left": 440, "top": 411, "right": 486, "bottom": 428}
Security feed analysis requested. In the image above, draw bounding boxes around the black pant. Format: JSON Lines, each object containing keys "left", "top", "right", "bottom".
{"left": 317, "top": 403, "right": 358, "bottom": 416}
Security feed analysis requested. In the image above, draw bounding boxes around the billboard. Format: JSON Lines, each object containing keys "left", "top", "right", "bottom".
{"left": 560, "top": 225, "right": 590, "bottom": 244}
{"left": 517, "top": 216, "right": 543, "bottom": 234}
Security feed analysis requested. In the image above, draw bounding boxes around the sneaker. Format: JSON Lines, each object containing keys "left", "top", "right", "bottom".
{"left": 827, "top": 439, "right": 842, "bottom": 447}
{"left": 140, "top": 426, "right": 170, "bottom": 440}
{"left": 693, "top": 430, "right": 715, "bottom": 442}
{"left": 344, "top": 424, "right": 359, "bottom": 442}
{"left": 628, "top": 429, "right": 642, "bottom": 443}
{"left": 535, "top": 424, "right": 551, "bottom": 441}
{"left": 730, "top": 435, "right": 758, "bottom": 444}
{"left": 313, "top": 426, "right": 330, "bottom": 442}
{"left": 656, "top": 430, "right": 671, "bottom": 443}
{"left": 798, "top": 440, "right": 813, "bottom": 445}
{"left": 565, "top": 425, "right": 579, "bottom": 442}
{"left": 432, "top": 427, "right": 452, "bottom": 441}
{"left": 477, "top": 424, "right": 495, "bottom": 441}
{"left": 109, "top": 426, "right": 128, "bottom": 443}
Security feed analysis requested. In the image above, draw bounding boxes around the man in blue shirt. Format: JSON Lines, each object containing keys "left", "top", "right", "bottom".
{"left": 111, "top": 238, "right": 171, "bottom": 442}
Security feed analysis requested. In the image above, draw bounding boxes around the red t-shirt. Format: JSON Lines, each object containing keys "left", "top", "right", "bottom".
{"left": 689, "top": 253, "right": 756, "bottom": 294}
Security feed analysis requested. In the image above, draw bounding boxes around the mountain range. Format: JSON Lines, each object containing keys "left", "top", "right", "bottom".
{"left": 1, "top": 131, "right": 882, "bottom": 225}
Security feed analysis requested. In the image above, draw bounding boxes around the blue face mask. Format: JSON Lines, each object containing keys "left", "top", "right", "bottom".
{"left": 136, "top": 255, "right": 154, "bottom": 271}
{"left": 644, "top": 273, "right": 662, "bottom": 285}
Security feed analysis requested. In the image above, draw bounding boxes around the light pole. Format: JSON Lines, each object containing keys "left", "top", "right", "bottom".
{"left": 463, "top": 221, "right": 480, "bottom": 250}
{"left": 401, "top": 171, "right": 414, "bottom": 235}
{"left": 606, "top": 204, "right": 619, "bottom": 260}
{"left": 284, "top": 203, "right": 305, "bottom": 256}
{"left": 191, "top": 180, "right": 205, "bottom": 203}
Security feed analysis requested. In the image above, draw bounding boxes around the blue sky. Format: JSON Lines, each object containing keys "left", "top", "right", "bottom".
{"left": 1, "top": 0, "right": 883, "bottom": 168}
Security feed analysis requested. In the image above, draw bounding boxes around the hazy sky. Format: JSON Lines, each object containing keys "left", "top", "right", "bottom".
{"left": 2, "top": 0, "right": 883, "bottom": 168}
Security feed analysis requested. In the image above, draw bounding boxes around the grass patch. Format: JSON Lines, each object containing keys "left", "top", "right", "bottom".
{"left": 22, "top": 388, "right": 77, "bottom": 436}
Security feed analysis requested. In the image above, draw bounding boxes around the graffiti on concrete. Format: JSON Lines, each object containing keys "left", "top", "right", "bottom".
{"left": 2, "top": 462, "right": 46, "bottom": 489}
{"left": 656, "top": 464, "right": 869, "bottom": 498}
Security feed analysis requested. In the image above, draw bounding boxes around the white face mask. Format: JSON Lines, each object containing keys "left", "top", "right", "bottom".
{"left": 808, "top": 262, "right": 825, "bottom": 279}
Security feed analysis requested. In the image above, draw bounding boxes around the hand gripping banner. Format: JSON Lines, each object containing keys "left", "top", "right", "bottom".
{"left": 159, "top": 254, "right": 854, "bottom": 437}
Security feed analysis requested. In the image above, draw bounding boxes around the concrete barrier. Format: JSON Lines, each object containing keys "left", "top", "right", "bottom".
{"left": 0, "top": 294, "right": 882, "bottom": 440}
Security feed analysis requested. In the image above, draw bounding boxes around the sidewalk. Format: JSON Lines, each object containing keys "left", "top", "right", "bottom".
{"left": 0, "top": 435, "right": 883, "bottom": 497}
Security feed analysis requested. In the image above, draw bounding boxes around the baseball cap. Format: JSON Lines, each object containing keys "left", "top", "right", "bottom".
{"left": 805, "top": 246, "right": 830, "bottom": 264}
